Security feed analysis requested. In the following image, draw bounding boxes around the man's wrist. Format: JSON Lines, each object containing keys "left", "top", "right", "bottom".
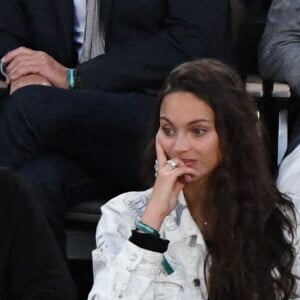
{"left": 66, "top": 68, "right": 82, "bottom": 89}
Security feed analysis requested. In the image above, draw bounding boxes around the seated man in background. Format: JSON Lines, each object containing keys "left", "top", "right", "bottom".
{"left": 0, "top": 0, "right": 234, "bottom": 248}
{"left": 258, "top": 0, "right": 300, "bottom": 96}
{"left": 0, "top": 166, "right": 76, "bottom": 299}
{"left": 259, "top": 0, "right": 300, "bottom": 209}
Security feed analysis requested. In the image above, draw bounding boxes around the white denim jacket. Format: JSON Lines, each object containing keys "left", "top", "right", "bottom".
{"left": 88, "top": 188, "right": 300, "bottom": 300}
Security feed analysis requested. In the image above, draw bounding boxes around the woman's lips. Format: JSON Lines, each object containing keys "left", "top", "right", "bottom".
{"left": 181, "top": 159, "right": 197, "bottom": 167}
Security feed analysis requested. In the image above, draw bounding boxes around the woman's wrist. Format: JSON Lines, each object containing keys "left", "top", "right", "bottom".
{"left": 140, "top": 206, "right": 166, "bottom": 231}
{"left": 136, "top": 221, "right": 160, "bottom": 236}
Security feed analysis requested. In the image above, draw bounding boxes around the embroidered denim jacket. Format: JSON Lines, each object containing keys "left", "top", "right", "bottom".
{"left": 88, "top": 188, "right": 300, "bottom": 299}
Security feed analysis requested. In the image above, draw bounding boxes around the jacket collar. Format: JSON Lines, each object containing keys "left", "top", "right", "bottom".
{"left": 163, "top": 192, "right": 207, "bottom": 248}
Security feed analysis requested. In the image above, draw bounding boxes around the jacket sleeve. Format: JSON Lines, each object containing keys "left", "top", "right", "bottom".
{"left": 291, "top": 211, "right": 300, "bottom": 299}
{"left": 0, "top": 0, "right": 29, "bottom": 59}
{"left": 258, "top": 0, "right": 300, "bottom": 96}
{"left": 277, "top": 145, "right": 300, "bottom": 210}
{"left": 77, "top": 0, "right": 232, "bottom": 92}
{"left": 0, "top": 0, "right": 29, "bottom": 81}
{"left": 88, "top": 192, "right": 166, "bottom": 300}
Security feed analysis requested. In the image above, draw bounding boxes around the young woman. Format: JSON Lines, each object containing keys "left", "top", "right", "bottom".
{"left": 88, "top": 59, "right": 300, "bottom": 299}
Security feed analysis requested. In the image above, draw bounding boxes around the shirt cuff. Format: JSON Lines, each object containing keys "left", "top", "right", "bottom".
{"left": 129, "top": 230, "right": 169, "bottom": 253}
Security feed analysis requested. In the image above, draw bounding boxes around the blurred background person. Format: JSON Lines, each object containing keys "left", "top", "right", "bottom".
{"left": 259, "top": 0, "right": 300, "bottom": 211}
{"left": 0, "top": 166, "right": 76, "bottom": 299}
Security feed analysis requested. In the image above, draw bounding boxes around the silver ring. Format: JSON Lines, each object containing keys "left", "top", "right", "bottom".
{"left": 165, "top": 159, "right": 178, "bottom": 169}
{"left": 0, "top": 61, "right": 6, "bottom": 77}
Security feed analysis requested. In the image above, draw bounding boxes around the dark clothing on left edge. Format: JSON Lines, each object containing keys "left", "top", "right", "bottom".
{"left": 0, "top": 167, "right": 76, "bottom": 300}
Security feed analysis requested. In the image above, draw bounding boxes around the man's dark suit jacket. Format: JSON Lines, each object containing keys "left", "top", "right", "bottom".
{"left": 0, "top": 0, "right": 233, "bottom": 92}
{"left": 0, "top": 167, "right": 76, "bottom": 299}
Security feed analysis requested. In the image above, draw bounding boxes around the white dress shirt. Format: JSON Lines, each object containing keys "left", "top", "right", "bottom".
{"left": 73, "top": 0, "right": 86, "bottom": 59}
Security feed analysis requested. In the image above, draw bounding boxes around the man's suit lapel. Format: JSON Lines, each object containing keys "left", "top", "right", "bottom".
{"left": 101, "top": 0, "right": 112, "bottom": 39}
{"left": 53, "top": 0, "right": 75, "bottom": 63}
{"left": 50, "top": 0, "right": 112, "bottom": 63}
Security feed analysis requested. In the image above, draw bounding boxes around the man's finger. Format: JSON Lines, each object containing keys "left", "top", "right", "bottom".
{"left": 1, "top": 47, "right": 33, "bottom": 64}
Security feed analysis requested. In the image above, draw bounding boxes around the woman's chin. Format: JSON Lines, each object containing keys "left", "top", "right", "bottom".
{"left": 178, "top": 174, "right": 199, "bottom": 184}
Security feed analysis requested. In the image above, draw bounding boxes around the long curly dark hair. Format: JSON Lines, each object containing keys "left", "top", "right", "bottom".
{"left": 145, "top": 59, "right": 297, "bottom": 299}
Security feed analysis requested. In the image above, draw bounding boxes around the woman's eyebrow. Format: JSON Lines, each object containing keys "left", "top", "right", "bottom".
{"left": 159, "top": 116, "right": 172, "bottom": 123}
{"left": 188, "top": 119, "right": 212, "bottom": 125}
{"left": 160, "top": 116, "right": 212, "bottom": 125}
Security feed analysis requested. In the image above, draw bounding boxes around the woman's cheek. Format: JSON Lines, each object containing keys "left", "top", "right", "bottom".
{"left": 159, "top": 141, "right": 172, "bottom": 157}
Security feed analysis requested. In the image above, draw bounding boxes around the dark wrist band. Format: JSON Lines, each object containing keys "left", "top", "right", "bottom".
{"left": 129, "top": 230, "right": 169, "bottom": 253}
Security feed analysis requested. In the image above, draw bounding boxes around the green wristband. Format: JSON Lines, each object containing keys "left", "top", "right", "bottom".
{"left": 136, "top": 221, "right": 160, "bottom": 237}
{"left": 67, "top": 68, "right": 76, "bottom": 89}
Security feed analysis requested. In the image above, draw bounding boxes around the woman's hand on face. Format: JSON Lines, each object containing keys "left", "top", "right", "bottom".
{"left": 2, "top": 47, "right": 68, "bottom": 88}
{"left": 141, "top": 135, "right": 199, "bottom": 230}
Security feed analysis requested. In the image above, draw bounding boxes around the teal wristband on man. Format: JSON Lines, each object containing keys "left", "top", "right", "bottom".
{"left": 136, "top": 221, "right": 160, "bottom": 237}
{"left": 67, "top": 68, "right": 76, "bottom": 89}
{"left": 67, "top": 68, "right": 82, "bottom": 89}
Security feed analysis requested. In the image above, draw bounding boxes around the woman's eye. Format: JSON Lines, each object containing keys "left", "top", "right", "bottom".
{"left": 161, "top": 127, "right": 175, "bottom": 136}
{"left": 193, "top": 128, "right": 206, "bottom": 136}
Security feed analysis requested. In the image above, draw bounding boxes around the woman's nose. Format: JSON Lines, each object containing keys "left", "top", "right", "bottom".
{"left": 173, "top": 133, "right": 189, "bottom": 153}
